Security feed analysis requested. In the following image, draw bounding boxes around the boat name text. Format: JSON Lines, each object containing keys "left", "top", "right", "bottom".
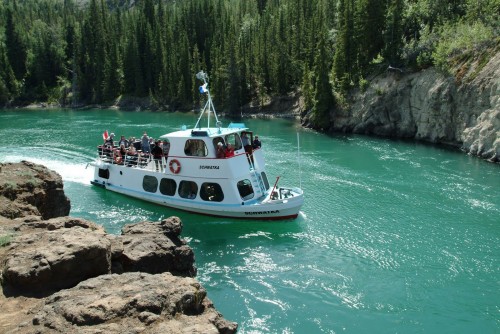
{"left": 199, "top": 165, "right": 220, "bottom": 170}
{"left": 245, "top": 210, "right": 280, "bottom": 215}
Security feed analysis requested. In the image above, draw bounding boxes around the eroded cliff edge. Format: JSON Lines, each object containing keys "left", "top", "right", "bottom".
{"left": 322, "top": 49, "right": 500, "bottom": 162}
{"left": 0, "top": 161, "right": 237, "bottom": 334}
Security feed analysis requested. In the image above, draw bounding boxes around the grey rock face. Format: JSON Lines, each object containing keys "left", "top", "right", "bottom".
{"left": 30, "top": 272, "right": 237, "bottom": 334}
{"left": 329, "top": 52, "right": 500, "bottom": 162}
{"left": 2, "top": 226, "right": 111, "bottom": 294}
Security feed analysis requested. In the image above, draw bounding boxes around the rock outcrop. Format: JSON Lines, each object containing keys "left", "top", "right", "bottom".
{"left": 0, "top": 162, "right": 237, "bottom": 333}
{"left": 0, "top": 161, "right": 70, "bottom": 219}
{"left": 2, "top": 224, "right": 111, "bottom": 294}
{"left": 27, "top": 272, "right": 237, "bottom": 334}
{"left": 120, "top": 217, "right": 197, "bottom": 277}
{"left": 322, "top": 50, "right": 500, "bottom": 162}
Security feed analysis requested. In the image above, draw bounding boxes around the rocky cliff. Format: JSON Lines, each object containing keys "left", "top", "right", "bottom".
{"left": 0, "top": 162, "right": 237, "bottom": 334}
{"left": 0, "top": 161, "right": 70, "bottom": 219}
{"left": 326, "top": 49, "right": 500, "bottom": 162}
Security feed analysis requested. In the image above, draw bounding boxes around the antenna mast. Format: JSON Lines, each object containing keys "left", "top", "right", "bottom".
{"left": 195, "top": 71, "right": 220, "bottom": 129}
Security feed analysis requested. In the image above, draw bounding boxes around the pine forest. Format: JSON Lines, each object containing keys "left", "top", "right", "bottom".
{"left": 0, "top": 0, "right": 498, "bottom": 127}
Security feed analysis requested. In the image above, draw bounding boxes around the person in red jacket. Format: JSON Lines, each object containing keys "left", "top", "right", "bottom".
{"left": 224, "top": 143, "right": 235, "bottom": 158}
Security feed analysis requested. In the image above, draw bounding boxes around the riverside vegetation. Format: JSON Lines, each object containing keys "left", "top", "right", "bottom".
{"left": 0, "top": 0, "right": 498, "bottom": 161}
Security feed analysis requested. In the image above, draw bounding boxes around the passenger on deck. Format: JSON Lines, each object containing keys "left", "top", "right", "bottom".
{"left": 118, "top": 135, "right": 129, "bottom": 148}
{"left": 141, "top": 132, "right": 150, "bottom": 153}
{"left": 162, "top": 140, "right": 170, "bottom": 157}
{"left": 126, "top": 145, "right": 138, "bottom": 166}
{"left": 253, "top": 135, "right": 261, "bottom": 149}
{"left": 241, "top": 132, "right": 250, "bottom": 147}
{"left": 132, "top": 138, "right": 141, "bottom": 150}
{"left": 242, "top": 132, "right": 253, "bottom": 163}
{"left": 224, "top": 143, "right": 235, "bottom": 158}
{"left": 119, "top": 144, "right": 127, "bottom": 156}
{"left": 151, "top": 141, "right": 163, "bottom": 171}
{"left": 216, "top": 142, "right": 225, "bottom": 158}
{"left": 104, "top": 132, "right": 115, "bottom": 147}
{"left": 102, "top": 133, "right": 115, "bottom": 158}
{"left": 115, "top": 144, "right": 126, "bottom": 165}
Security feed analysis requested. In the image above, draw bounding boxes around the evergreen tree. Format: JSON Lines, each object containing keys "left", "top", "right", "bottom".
{"left": 227, "top": 42, "right": 241, "bottom": 117}
{"left": 301, "top": 63, "right": 314, "bottom": 113}
{"left": 311, "top": 32, "right": 335, "bottom": 129}
{"left": 355, "top": 0, "right": 386, "bottom": 75}
{"left": 333, "top": 0, "right": 356, "bottom": 91}
{"left": 4, "top": 7, "right": 27, "bottom": 81}
{"left": 0, "top": 47, "right": 17, "bottom": 103}
{"left": 103, "top": 43, "right": 122, "bottom": 101}
{"left": 383, "top": 0, "right": 404, "bottom": 65}
{"left": 79, "top": 0, "right": 108, "bottom": 103}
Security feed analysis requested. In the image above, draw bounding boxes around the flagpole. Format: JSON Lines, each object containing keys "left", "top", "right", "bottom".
{"left": 297, "top": 132, "right": 302, "bottom": 189}
{"left": 195, "top": 71, "right": 220, "bottom": 130}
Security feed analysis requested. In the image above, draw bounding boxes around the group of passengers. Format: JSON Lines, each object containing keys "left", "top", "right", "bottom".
{"left": 214, "top": 132, "right": 261, "bottom": 161}
{"left": 101, "top": 130, "right": 263, "bottom": 169}
{"left": 101, "top": 132, "right": 169, "bottom": 171}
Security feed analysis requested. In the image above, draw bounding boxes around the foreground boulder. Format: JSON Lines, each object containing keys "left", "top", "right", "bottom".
{"left": 2, "top": 225, "right": 111, "bottom": 294}
{"left": 1, "top": 216, "right": 197, "bottom": 295}
{"left": 0, "top": 162, "right": 237, "bottom": 333}
{"left": 120, "top": 217, "right": 196, "bottom": 277}
{"left": 25, "top": 272, "right": 237, "bottom": 334}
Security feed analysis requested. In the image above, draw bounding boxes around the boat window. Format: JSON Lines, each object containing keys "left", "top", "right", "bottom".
{"left": 225, "top": 133, "right": 242, "bottom": 150}
{"left": 213, "top": 137, "right": 225, "bottom": 148}
{"left": 98, "top": 168, "right": 109, "bottom": 179}
{"left": 184, "top": 139, "right": 207, "bottom": 157}
{"left": 142, "top": 175, "right": 158, "bottom": 193}
{"left": 179, "top": 180, "right": 198, "bottom": 199}
{"left": 261, "top": 172, "right": 270, "bottom": 190}
{"left": 237, "top": 179, "right": 254, "bottom": 201}
{"left": 159, "top": 178, "right": 176, "bottom": 196}
{"left": 200, "top": 182, "right": 224, "bottom": 202}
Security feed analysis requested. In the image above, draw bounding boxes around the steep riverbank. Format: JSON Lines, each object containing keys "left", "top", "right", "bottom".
{"left": 0, "top": 161, "right": 237, "bottom": 333}
{"left": 326, "top": 48, "right": 500, "bottom": 163}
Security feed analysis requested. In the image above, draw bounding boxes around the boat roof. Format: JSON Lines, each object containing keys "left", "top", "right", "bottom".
{"left": 160, "top": 123, "right": 249, "bottom": 139}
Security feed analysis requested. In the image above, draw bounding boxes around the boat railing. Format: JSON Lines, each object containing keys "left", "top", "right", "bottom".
{"left": 97, "top": 145, "right": 154, "bottom": 168}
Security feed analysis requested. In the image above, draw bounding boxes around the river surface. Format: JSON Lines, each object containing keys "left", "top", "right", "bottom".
{"left": 1, "top": 109, "right": 499, "bottom": 333}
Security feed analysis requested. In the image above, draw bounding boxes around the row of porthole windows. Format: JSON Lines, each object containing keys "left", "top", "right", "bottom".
{"left": 143, "top": 176, "right": 224, "bottom": 202}
{"left": 142, "top": 172, "right": 270, "bottom": 202}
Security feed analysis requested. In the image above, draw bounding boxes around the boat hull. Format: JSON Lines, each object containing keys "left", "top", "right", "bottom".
{"left": 90, "top": 162, "right": 303, "bottom": 220}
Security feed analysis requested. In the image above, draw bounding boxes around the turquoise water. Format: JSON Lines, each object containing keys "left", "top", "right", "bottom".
{"left": 1, "top": 109, "right": 499, "bottom": 333}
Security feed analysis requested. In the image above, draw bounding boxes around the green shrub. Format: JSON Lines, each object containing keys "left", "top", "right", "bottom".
{"left": 2, "top": 181, "right": 17, "bottom": 191}
{"left": 359, "top": 77, "right": 369, "bottom": 92}
{"left": 375, "top": 87, "right": 385, "bottom": 96}
{"left": 433, "top": 22, "right": 494, "bottom": 72}
{"left": 0, "top": 235, "right": 12, "bottom": 247}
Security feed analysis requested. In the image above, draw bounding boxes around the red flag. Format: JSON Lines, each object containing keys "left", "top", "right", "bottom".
{"left": 103, "top": 130, "right": 109, "bottom": 140}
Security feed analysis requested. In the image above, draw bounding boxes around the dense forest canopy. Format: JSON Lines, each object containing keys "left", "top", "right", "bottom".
{"left": 0, "top": 0, "right": 498, "bottom": 125}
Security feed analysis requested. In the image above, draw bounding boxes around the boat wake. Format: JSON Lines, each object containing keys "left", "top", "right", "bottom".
{"left": 0, "top": 146, "right": 93, "bottom": 186}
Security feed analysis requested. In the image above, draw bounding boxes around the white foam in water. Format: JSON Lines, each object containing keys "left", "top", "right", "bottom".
{"left": 0, "top": 152, "right": 93, "bottom": 185}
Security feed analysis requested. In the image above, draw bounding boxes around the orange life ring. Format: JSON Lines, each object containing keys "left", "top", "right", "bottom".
{"left": 169, "top": 159, "right": 181, "bottom": 174}
{"left": 113, "top": 149, "right": 123, "bottom": 164}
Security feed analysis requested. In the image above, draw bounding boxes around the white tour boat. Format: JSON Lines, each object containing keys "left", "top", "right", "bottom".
{"left": 90, "top": 71, "right": 304, "bottom": 220}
